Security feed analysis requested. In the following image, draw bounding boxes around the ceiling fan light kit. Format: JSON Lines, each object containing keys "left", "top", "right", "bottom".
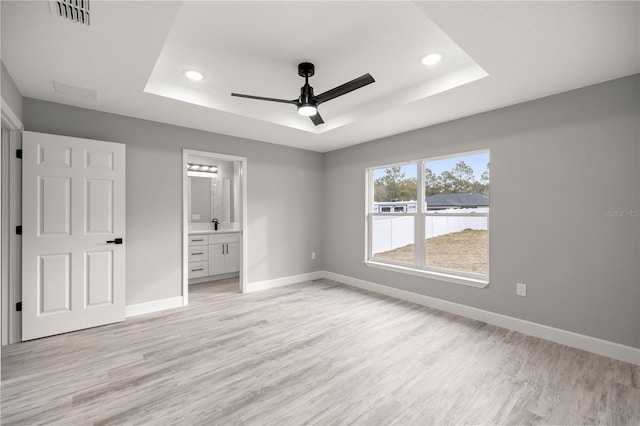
{"left": 298, "top": 104, "right": 318, "bottom": 117}
{"left": 231, "top": 62, "right": 375, "bottom": 126}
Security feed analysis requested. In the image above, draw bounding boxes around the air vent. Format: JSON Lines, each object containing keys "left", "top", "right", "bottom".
{"left": 50, "top": 0, "right": 90, "bottom": 26}
{"left": 53, "top": 81, "right": 98, "bottom": 101}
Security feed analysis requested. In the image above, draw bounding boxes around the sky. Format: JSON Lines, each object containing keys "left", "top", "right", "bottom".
{"left": 372, "top": 151, "right": 490, "bottom": 182}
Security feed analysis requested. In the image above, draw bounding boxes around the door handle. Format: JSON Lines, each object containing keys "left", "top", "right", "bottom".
{"left": 106, "top": 238, "right": 123, "bottom": 244}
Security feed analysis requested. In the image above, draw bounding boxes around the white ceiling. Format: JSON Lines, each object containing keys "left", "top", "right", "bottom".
{"left": 2, "top": 1, "right": 638, "bottom": 153}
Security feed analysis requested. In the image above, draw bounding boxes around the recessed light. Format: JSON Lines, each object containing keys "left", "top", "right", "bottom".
{"left": 184, "top": 70, "right": 204, "bottom": 81}
{"left": 421, "top": 53, "right": 443, "bottom": 66}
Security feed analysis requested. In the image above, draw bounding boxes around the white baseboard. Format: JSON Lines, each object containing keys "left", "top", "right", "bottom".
{"left": 246, "top": 271, "right": 325, "bottom": 292}
{"left": 189, "top": 272, "right": 238, "bottom": 285}
{"left": 125, "top": 296, "right": 184, "bottom": 318}
{"left": 323, "top": 271, "right": 640, "bottom": 365}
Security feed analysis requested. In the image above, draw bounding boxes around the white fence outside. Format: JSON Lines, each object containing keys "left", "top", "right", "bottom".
{"left": 372, "top": 216, "right": 415, "bottom": 255}
{"left": 372, "top": 208, "right": 488, "bottom": 254}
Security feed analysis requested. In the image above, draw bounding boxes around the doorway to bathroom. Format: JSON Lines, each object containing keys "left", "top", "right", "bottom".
{"left": 182, "top": 149, "right": 247, "bottom": 303}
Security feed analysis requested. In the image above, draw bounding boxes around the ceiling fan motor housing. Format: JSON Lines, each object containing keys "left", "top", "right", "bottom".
{"left": 299, "top": 84, "right": 315, "bottom": 105}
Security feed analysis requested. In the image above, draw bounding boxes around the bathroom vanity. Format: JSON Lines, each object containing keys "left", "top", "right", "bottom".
{"left": 188, "top": 230, "right": 240, "bottom": 282}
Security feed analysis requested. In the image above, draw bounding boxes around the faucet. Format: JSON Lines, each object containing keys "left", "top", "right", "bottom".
{"left": 212, "top": 218, "right": 219, "bottom": 231}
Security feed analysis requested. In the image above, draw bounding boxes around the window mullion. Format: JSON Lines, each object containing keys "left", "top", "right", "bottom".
{"left": 414, "top": 161, "right": 425, "bottom": 268}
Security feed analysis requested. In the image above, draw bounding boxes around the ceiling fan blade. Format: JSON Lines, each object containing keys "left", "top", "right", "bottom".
{"left": 310, "top": 112, "right": 324, "bottom": 126}
{"left": 231, "top": 93, "right": 297, "bottom": 105}
{"left": 315, "top": 73, "right": 375, "bottom": 104}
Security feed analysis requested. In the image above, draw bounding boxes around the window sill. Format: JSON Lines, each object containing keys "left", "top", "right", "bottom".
{"left": 364, "top": 260, "right": 489, "bottom": 288}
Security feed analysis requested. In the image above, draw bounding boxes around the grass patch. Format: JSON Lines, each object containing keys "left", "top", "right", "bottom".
{"left": 375, "top": 229, "right": 487, "bottom": 275}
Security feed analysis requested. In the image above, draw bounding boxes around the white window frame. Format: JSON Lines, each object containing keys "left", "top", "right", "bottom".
{"left": 365, "top": 152, "right": 489, "bottom": 288}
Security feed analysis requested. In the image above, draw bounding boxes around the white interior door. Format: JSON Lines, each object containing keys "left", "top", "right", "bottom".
{"left": 22, "top": 131, "right": 125, "bottom": 340}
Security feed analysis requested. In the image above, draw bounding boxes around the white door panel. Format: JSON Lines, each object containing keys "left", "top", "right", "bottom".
{"left": 86, "top": 179, "right": 114, "bottom": 234}
{"left": 38, "top": 253, "right": 71, "bottom": 314}
{"left": 39, "top": 176, "right": 71, "bottom": 235}
{"left": 22, "top": 131, "right": 126, "bottom": 340}
{"left": 86, "top": 250, "right": 114, "bottom": 306}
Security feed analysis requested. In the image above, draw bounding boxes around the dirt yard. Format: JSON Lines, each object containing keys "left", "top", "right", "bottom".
{"left": 375, "top": 229, "right": 487, "bottom": 275}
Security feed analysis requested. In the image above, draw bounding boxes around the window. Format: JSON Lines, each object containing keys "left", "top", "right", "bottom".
{"left": 366, "top": 151, "right": 490, "bottom": 286}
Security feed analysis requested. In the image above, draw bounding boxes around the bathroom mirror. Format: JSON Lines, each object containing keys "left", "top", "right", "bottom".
{"left": 188, "top": 157, "right": 240, "bottom": 229}
{"left": 189, "top": 176, "right": 234, "bottom": 224}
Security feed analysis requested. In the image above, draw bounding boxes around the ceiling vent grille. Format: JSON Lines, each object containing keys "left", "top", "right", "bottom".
{"left": 50, "top": 0, "right": 90, "bottom": 26}
{"left": 53, "top": 81, "right": 99, "bottom": 101}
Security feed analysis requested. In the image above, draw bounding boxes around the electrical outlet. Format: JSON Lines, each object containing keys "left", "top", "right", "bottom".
{"left": 311, "top": 252, "right": 316, "bottom": 260}
{"left": 516, "top": 283, "right": 527, "bottom": 297}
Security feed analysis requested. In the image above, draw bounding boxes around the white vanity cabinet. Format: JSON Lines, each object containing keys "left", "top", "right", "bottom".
{"left": 187, "top": 236, "right": 209, "bottom": 279}
{"left": 188, "top": 231, "right": 239, "bottom": 281}
{"left": 208, "top": 233, "right": 240, "bottom": 275}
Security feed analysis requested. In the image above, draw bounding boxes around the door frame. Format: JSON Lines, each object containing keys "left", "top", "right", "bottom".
{"left": 1, "top": 96, "right": 24, "bottom": 345}
{"left": 182, "top": 149, "right": 248, "bottom": 303}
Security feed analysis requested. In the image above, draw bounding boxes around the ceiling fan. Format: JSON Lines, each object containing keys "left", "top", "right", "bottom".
{"left": 231, "top": 62, "right": 375, "bottom": 126}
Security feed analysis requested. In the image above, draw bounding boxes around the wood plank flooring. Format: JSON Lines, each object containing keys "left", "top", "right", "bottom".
{"left": 2, "top": 278, "right": 639, "bottom": 425}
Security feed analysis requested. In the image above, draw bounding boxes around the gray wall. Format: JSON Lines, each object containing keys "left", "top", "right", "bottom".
{"left": 323, "top": 74, "right": 640, "bottom": 348}
{"left": 23, "top": 99, "right": 324, "bottom": 305}
{"left": 1, "top": 61, "right": 22, "bottom": 122}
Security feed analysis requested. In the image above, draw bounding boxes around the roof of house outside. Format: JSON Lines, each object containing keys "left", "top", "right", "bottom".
{"left": 425, "top": 192, "right": 489, "bottom": 209}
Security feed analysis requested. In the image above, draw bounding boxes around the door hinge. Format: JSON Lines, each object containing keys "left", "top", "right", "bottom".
{"left": 16, "top": 302, "right": 22, "bottom": 312}
{"left": 16, "top": 225, "right": 22, "bottom": 235}
{"left": 16, "top": 149, "right": 22, "bottom": 159}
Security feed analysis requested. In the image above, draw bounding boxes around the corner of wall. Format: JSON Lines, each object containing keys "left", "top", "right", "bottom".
{"left": 1, "top": 61, "right": 24, "bottom": 125}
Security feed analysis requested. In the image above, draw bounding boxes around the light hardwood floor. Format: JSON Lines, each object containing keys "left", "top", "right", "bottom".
{"left": 2, "top": 278, "right": 639, "bottom": 425}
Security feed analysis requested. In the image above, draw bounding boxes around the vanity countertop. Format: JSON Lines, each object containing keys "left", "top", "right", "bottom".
{"left": 188, "top": 229, "right": 240, "bottom": 236}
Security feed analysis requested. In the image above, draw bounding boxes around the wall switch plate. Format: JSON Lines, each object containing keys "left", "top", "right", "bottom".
{"left": 311, "top": 252, "right": 316, "bottom": 260}
{"left": 192, "top": 214, "right": 200, "bottom": 220}
{"left": 516, "top": 283, "right": 527, "bottom": 297}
